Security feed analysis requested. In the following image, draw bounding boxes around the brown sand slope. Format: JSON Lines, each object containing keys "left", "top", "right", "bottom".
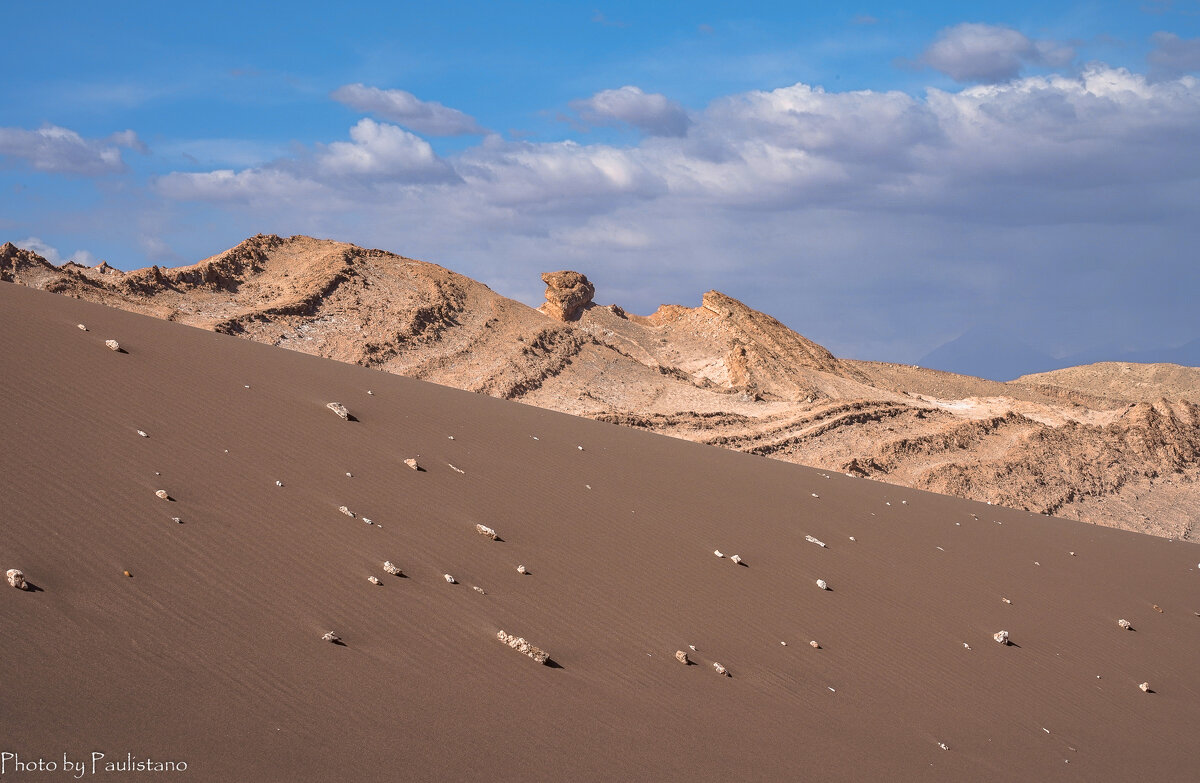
{"left": 3, "top": 283, "right": 1200, "bottom": 781}
{"left": 4, "top": 236, "right": 1199, "bottom": 539}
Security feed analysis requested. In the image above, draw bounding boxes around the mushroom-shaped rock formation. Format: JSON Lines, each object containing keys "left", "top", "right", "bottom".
{"left": 537, "top": 271, "right": 594, "bottom": 322}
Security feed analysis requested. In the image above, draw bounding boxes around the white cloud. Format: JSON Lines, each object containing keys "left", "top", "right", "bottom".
{"left": 15, "top": 237, "right": 98, "bottom": 265}
{"left": 570, "top": 86, "right": 691, "bottom": 136}
{"left": 0, "top": 124, "right": 144, "bottom": 175}
{"left": 331, "top": 84, "right": 486, "bottom": 136}
{"left": 920, "top": 23, "right": 1075, "bottom": 83}
{"left": 317, "top": 119, "right": 455, "bottom": 181}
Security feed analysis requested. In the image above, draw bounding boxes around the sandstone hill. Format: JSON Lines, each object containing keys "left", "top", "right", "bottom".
{"left": 3, "top": 235, "right": 1197, "bottom": 540}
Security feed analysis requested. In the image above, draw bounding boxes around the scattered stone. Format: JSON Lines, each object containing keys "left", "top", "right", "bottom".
{"left": 383, "top": 561, "right": 402, "bottom": 576}
{"left": 805, "top": 535, "right": 827, "bottom": 548}
{"left": 77, "top": 323, "right": 87, "bottom": 331}
{"left": 275, "top": 480, "right": 283, "bottom": 487}
{"left": 963, "top": 643, "right": 972, "bottom": 650}
{"left": 362, "top": 518, "right": 373, "bottom": 525}
{"left": 6, "top": 569, "right": 26, "bottom": 589}
{"left": 1153, "top": 604, "right": 1163, "bottom": 613}
{"left": 994, "top": 630, "right": 1010, "bottom": 645}
{"left": 137, "top": 430, "right": 148, "bottom": 438}
{"left": 816, "top": 579, "right": 829, "bottom": 590}
{"left": 404, "top": 458, "right": 420, "bottom": 471}
{"left": 811, "top": 493, "right": 819, "bottom": 498}
{"left": 730, "top": 554, "right": 743, "bottom": 565}
{"left": 1139, "top": 682, "right": 1151, "bottom": 693}
{"left": 367, "top": 390, "right": 373, "bottom": 395}
{"left": 577, "top": 445, "right": 584, "bottom": 451}
{"left": 444, "top": 574, "right": 456, "bottom": 583}
{"left": 326, "top": 402, "right": 349, "bottom": 420}
{"left": 475, "top": 524, "right": 498, "bottom": 540}
{"left": 123, "top": 570, "right": 133, "bottom": 578}
{"left": 1002, "top": 597, "right": 1012, "bottom": 604}
{"left": 338, "top": 505, "right": 355, "bottom": 518}
{"left": 848, "top": 536, "right": 856, "bottom": 542}
{"left": 938, "top": 742, "right": 949, "bottom": 751}
{"left": 346, "top": 472, "right": 352, "bottom": 477}
{"left": 516, "top": 565, "right": 527, "bottom": 575}
{"left": 1118, "top": 619, "right": 1132, "bottom": 630}
{"left": 321, "top": 631, "right": 341, "bottom": 643}
{"left": 497, "top": 630, "right": 550, "bottom": 664}
{"left": 809, "top": 640, "right": 820, "bottom": 649}
{"left": 1069, "top": 551, "right": 1076, "bottom": 556}
{"left": 713, "top": 662, "right": 729, "bottom": 677}
{"left": 473, "top": 586, "right": 486, "bottom": 594}
{"left": 155, "top": 490, "right": 170, "bottom": 500}
{"left": 171, "top": 517, "right": 182, "bottom": 524}
{"left": 780, "top": 641, "right": 787, "bottom": 646}
{"left": 675, "top": 650, "right": 690, "bottom": 664}
{"left": 714, "top": 550, "right": 725, "bottom": 558}
{"left": 368, "top": 576, "right": 381, "bottom": 585}
{"left": 449, "top": 464, "right": 465, "bottom": 474}
{"left": 105, "top": 339, "right": 121, "bottom": 351}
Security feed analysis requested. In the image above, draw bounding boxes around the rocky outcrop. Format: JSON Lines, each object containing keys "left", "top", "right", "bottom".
{"left": 537, "top": 271, "right": 594, "bottom": 321}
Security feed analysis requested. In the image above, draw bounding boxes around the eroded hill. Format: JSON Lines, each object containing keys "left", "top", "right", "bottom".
{"left": 4, "top": 235, "right": 1197, "bottom": 539}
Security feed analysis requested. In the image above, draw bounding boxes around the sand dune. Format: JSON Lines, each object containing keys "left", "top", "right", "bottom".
{"left": 2, "top": 282, "right": 1199, "bottom": 781}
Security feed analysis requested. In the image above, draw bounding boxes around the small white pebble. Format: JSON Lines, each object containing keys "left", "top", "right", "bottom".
{"left": 516, "top": 565, "right": 527, "bottom": 574}
{"left": 473, "top": 585, "right": 485, "bottom": 594}
{"left": 532, "top": 436, "right": 538, "bottom": 440}
{"left": 781, "top": 641, "right": 787, "bottom": 646}
{"left": 448, "top": 435, "right": 454, "bottom": 440}
{"left": 809, "top": 640, "right": 820, "bottom": 649}
{"left": 1002, "top": 597, "right": 1012, "bottom": 604}
{"left": 816, "top": 579, "right": 829, "bottom": 590}
{"left": 444, "top": 574, "right": 456, "bottom": 583}
{"left": 275, "top": 480, "right": 283, "bottom": 487}
{"left": 346, "top": 472, "right": 352, "bottom": 477}
{"left": 137, "top": 430, "right": 148, "bottom": 438}
{"left": 171, "top": 517, "right": 182, "bottom": 524}
{"left": 363, "top": 518, "right": 373, "bottom": 525}
{"left": 936, "top": 546, "right": 944, "bottom": 551}
{"left": 77, "top": 323, "right": 87, "bottom": 331}
{"left": 713, "top": 662, "right": 728, "bottom": 676}
{"left": 963, "top": 643, "right": 971, "bottom": 650}
{"left": 714, "top": 550, "right": 724, "bottom": 558}
{"left": 1139, "top": 682, "right": 1150, "bottom": 692}
{"left": 585, "top": 484, "right": 591, "bottom": 489}
{"left": 811, "top": 493, "right": 819, "bottom": 498}
{"left": 938, "top": 742, "right": 949, "bottom": 751}
{"left": 848, "top": 536, "right": 856, "bottom": 541}
{"left": 730, "top": 554, "right": 743, "bottom": 565}
{"left": 1069, "top": 551, "right": 1075, "bottom": 556}
{"left": 901, "top": 500, "right": 908, "bottom": 505}
{"left": 577, "top": 445, "right": 584, "bottom": 450}
{"left": 1034, "top": 561, "right": 1040, "bottom": 566}
{"left": 155, "top": 490, "right": 169, "bottom": 500}
{"left": 368, "top": 576, "right": 381, "bottom": 585}
{"left": 367, "top": 390, "right": 373, "bottom": 395}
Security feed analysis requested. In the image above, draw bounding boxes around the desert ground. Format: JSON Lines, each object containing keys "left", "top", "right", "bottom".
{"left": 2, "top": 279, "right": 1199, "bottom": 781}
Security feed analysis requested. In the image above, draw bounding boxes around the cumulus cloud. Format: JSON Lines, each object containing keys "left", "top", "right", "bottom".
{"left": 570, "top": 86, "right": 691, "bottom": 136}
{"left": 0, "top": 125, "right": 145, "bottom": 175}
{"left": 1148, "top": 32, "right": 1200, "bottom": 79}
{"left": 155, "top": 118, "right": 457, "bottom": 203}
{"left": 331, "top": 84, "right": 486, "bottom": 136}
{"left": 920, "top": 23, "right": 1075, "bottom": 83}
{"left": 15, "top": 237, "right": 98, "bottom": 265}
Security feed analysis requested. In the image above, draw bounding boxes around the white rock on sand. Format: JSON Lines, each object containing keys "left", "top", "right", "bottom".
{"left": 816, "top": 579, "right": 829, "bottom": 590}
{"left": 6, "top": 569, "right": 27, "bottom": 589}
{"left": 105, "top": 339, "right": 120, "bottom": 351}
{"left": 994, "top": 630, "right": 1010, "bottom": 645}
{"left": 383, "top": 561, "right": 402, "bottom": 576}
{"left": 155, "top": 490, "right": 170, "bottom": 500}
{"left": 321, "top": 631, "right": 341, "bottom": 643}
{"left": 326, "top": 402, "right": 349, "bottom": 420}
{"left": 475, "top": 524, "right": 498, "bottom": 539}
{"left": 497, "top": 630, "right": 549, "bottom": 664}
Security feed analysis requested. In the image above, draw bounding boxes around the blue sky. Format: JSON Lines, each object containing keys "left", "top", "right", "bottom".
{"left": 3, "top": 1, "right": 1199, "bottom": 368}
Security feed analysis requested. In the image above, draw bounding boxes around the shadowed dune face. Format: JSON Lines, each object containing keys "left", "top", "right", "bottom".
{"left": 3, "top": 235, "right": 1199, "bottom": 540}
{"left": 2, "top": 282, "right": 1199, "bottom": 781}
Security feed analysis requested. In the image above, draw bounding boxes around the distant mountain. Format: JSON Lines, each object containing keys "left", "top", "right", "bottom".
{"left": 916, "top": 327, "right": 1060, "bottom": 381}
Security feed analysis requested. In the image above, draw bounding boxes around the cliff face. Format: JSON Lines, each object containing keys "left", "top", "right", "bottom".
{"left": 5, "top": 234, "right": 1198, "bottom": 540}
